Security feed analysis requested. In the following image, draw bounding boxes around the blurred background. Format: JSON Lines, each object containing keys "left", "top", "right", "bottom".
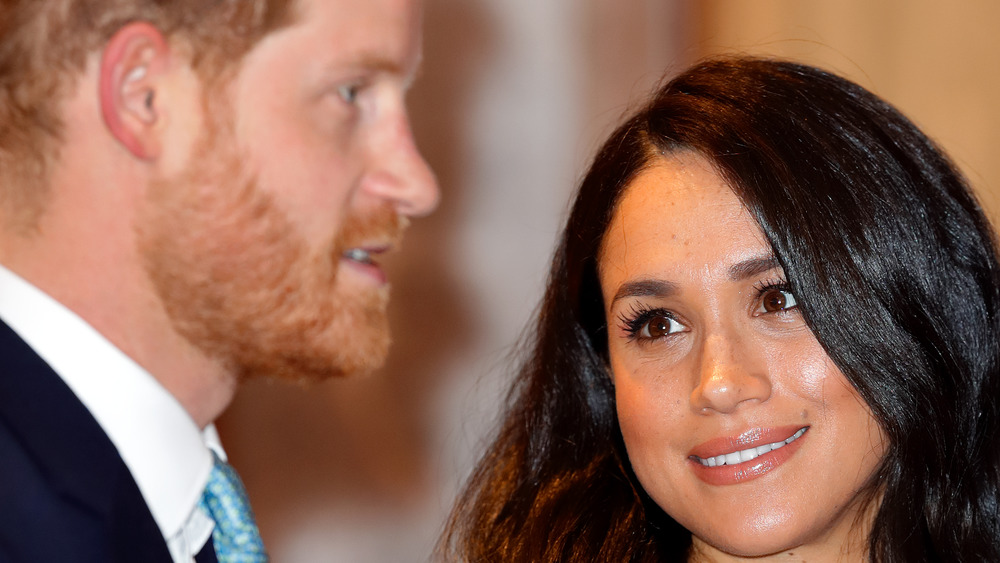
{"left": 218, "top": 1, "right": 1000, "bottom": 560}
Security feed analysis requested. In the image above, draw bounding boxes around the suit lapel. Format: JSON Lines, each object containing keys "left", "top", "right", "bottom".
{"left": 0, "top": 320, "right": 172, "bottom": 562}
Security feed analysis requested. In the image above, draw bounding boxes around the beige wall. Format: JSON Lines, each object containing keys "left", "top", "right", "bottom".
{"left": 693, "top": 0, "right": 1000, "bottom": 219}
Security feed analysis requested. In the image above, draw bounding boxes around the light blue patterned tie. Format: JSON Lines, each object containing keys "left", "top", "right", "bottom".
{"left": 198, "top": 453, "right": 268, "bottom": 562}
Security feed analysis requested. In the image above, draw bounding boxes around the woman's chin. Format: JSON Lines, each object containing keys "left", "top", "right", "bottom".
{"left": 686, "top": 513, "right": 809, "bottom": 560}
{"left": 691, "top": 536, "right": 801, "bottom": 560}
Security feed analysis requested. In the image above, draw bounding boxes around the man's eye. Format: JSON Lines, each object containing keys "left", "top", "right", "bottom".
{"left": 337, "top": 83, "right": 361, "bottom": 104}
{"left": 640, "top": 315, "right": 685, "bottom": 338}
{"left": 757, "top": 288, "right": 798, "bottom": 313}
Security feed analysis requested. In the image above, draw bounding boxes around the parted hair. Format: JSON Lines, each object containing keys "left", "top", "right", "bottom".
{"left": 0, "top": 0, "right": 293, "bottom": 229}
{"left": 440, "top": 57, "right": 1000, "bottom": 562}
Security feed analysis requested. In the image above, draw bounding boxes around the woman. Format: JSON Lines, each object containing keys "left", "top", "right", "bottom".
{"left": 441, "top": 57, "right": 1000, "bottom": 561}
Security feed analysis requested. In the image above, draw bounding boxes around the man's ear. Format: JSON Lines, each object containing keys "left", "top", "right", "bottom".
{"left": 99, "top": 22, "right": 171, "bottom": 160}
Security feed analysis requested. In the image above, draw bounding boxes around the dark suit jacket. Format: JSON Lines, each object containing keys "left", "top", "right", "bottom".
{"left": 0, "top": 320, "right": 176, "bottom": 562}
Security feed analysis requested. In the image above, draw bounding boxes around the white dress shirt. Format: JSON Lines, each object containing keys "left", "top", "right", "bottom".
{"left": 0, "top": 264, "right": 219, "bottom": 562}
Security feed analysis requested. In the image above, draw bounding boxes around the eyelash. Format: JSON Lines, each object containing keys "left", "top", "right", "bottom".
{"left": 616, "top": 279, "right": 798, "bottom": 342}
{"left": 753, "top": 278, "right": 786, "bottom": 295}
{"left": 617, "top": 303, "right": 680, "bottom": 342}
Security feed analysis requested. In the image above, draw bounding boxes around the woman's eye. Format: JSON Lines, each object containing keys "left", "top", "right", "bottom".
{"left": 639, "top": 315, "right": 685, "bottom": 338}
{"left": 618, "top": 306, "right": 687, "bottom": 342}
{"left": 757, "top": 288, "right": 798, "bottom": 313}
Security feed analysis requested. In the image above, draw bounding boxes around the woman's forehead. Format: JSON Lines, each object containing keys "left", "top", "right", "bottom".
{"left": 598, "top": 152, "right": 771, "bottom": 278}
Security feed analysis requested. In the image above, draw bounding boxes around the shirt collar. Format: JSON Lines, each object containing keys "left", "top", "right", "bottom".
{"left": 0, "top": 264, "right": 216, "bottom": 542}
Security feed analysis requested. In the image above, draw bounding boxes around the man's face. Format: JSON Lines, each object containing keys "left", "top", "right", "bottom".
{"left": 138, "top": 0, "right": 437, "bottom": 382}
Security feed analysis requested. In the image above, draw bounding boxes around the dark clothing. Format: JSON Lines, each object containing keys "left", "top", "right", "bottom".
{"left": 0, "top": 321, "right": 173, "bottom": 562}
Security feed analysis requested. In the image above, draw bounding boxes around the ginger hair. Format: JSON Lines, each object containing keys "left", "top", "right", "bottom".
{"left": 0, "top": 0, "right": 294, "bottom": 231}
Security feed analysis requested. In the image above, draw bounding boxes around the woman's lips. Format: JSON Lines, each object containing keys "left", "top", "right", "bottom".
{"left": 688, "top": 426, "right": 809, "bottom": 486}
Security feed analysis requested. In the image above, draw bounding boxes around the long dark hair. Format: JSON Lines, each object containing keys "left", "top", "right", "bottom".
{"left": 440, "top": 57, "right": 1000, "bottom": 561}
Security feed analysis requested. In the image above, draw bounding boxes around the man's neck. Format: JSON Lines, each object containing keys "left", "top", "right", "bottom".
{"left": 0, "top": 194, "right": 237, "bottom": 429}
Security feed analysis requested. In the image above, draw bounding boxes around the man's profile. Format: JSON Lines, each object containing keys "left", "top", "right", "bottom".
{"left": 0, "top": 0, "right": 437, "bottom": 560}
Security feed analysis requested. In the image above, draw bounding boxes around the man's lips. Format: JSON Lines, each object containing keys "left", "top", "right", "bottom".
{"left": 340, "top": 245, "right": 391, "bottom": 284}
{"left": 342, "top": 247, "right": 378, "bottom": 265}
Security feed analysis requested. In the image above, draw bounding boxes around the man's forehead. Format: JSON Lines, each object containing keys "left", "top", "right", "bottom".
{"left": 263, "top": 0, "right": 423, "bottom": 77}
{"left": 290, "top": 0, "right": 423, "bottom": 37}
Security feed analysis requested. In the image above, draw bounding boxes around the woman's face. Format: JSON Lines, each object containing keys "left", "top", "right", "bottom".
{"left": 598, "top": 151, "right": 886, "bottom": 559}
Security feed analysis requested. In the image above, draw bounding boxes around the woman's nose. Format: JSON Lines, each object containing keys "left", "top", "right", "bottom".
{"left": 690, "top": 332, "right": 771, "bottom": 414}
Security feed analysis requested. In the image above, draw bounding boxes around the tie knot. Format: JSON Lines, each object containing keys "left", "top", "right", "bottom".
{"left": 199, "top": 453, "right": 268, "bottom": 562}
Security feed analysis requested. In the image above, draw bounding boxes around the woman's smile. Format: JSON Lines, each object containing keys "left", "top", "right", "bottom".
{"left": 688, "top": 426, "right": 809, "bottom": 486}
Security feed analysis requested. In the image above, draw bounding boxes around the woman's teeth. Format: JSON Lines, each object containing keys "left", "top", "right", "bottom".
{"left": 343, "top": 248, "right": 373, "bottom": 264}
{"left": 696, "top": 427, "right": 807, "bottom": 467}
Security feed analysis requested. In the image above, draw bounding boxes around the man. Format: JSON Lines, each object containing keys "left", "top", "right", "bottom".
{"left": 0, "top": 0, "right": 437, "bottom": 561}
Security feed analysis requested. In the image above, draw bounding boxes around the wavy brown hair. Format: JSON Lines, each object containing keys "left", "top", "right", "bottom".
{"left": 440, "top": 57, "right": 1000, "bottom": 562}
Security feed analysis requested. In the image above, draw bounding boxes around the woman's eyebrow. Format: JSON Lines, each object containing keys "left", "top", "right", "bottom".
{"left": 611, "top": 279, "right": 679, "bottom": 305}
{"left": 611, "top": 256, "right": 780, "bottom": 305}
{"left": 729, "top": 255, "right": 782, "bottom": 281}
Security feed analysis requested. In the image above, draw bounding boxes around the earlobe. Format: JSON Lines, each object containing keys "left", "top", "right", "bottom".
{"left": 99, "top": 22, "right": 170, "bottom": 160}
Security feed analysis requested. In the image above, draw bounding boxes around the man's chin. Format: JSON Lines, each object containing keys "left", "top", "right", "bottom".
{"left": 233, "top": 327, "right": 392, "bottom": 384}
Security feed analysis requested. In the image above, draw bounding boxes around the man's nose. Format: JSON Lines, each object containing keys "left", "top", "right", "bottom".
{"left": 689, "top": 331, "right": 771, "bottom": 414}
{"left": 363, "top": 110, "right": 439, "bottom": 217}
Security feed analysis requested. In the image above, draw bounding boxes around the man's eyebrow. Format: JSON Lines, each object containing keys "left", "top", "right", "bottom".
{"left": 611, "top": 279, "right": 679, "bottom": 305}
{"left": 356, "top": 53, "right": 405, "bottom": 74}
{"left": 320, "top": 53, "right": 407, "bottom": 78}
{"left": 728, "top": 255, "right": 782, "bottom": 281}
{"left": 343, "top": 53, "right": 424, "bottom": 88}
